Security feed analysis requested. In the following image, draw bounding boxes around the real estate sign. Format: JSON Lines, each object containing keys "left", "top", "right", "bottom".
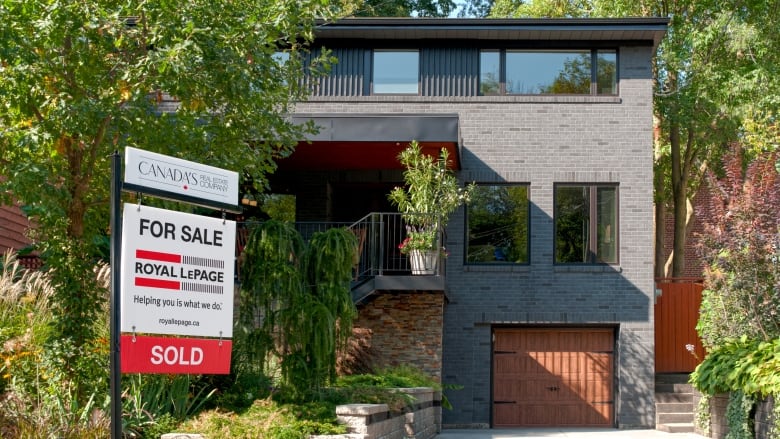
{"left": 120, "top": 204, "right": 236, "bottom": 338}
{"left": 124, "top": 147, "right": 239, "bottom": 210}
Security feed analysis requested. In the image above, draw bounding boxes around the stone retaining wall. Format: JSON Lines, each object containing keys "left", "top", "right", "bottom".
{"left": 313, "top": 387, "right": 441, "bottom": 439}
{"left": 693, "top": 390, "right": 776, "bottom": 439}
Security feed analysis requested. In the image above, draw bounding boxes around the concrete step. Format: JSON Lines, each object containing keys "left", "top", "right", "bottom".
{"left": 655, "top": 382, "right": 694, "bottom": 394}
{"left": 656, "top": 373, "right": 692, "bottom": 384}
{"left": 655, "top": 374, "right": 696, "bottom": 434}
{"left": 657, "top": 412, "right": 694, "bottom": 424}
{"left": 656, "top": 392, "right": 693, "bottom": 403}
{"left": 657, "top": 422, "right": 695, "bottom": 434}
{"left": 656, "top": 402, "right": 694, "bottom": 413}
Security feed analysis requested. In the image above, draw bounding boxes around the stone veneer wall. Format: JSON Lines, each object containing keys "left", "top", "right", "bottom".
{"left": 352, "top": 292, "right": 444, "bottom": 381}
{"left": 755, "top": 395, "right": 776, "bottom": 439}
{"left": 693, "top": 390, "right": 777, "bottom": 439}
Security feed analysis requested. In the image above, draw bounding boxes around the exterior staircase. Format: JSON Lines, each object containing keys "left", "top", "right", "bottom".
{"left": 656, "top": 373, "right": 696, "bottom": 434}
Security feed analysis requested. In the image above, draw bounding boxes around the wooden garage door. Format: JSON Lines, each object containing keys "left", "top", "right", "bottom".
{"left": 492, "top": 328, "right": 614, "bottom": 427}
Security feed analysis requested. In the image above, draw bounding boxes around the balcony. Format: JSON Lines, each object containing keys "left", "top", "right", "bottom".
{"left": 236, "top": 212, "right": 446, "bottom": 304}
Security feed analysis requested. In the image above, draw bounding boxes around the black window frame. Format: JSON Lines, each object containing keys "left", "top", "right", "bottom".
{"left": 479, "top": 49, "right": 618, "bottom": 96}
{"left": 465, "top": 183, "right": 531, "bottom": 266}
{"left": 554, "top": 183, "right": 619, "bottom": 265}
{"left": 371, "top": 49, "right": 420, "bottom": 95}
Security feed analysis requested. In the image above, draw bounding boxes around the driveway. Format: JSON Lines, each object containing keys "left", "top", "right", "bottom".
{"left": 435, "top": 428, "right": 707, "bottom": 438}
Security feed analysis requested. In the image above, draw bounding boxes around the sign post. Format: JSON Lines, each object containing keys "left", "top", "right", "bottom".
{"left": 109, "top": 148, "right": 240, "bottom": 438}
{"left": 109, "top": 153, "right": 123, "bottom": 439}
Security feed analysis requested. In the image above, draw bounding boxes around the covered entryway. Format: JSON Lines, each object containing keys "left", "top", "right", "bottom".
{"left": 492, "top": 328, "right": 615, "bottom": 427}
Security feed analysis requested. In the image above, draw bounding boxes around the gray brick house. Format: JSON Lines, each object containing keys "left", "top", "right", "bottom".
{"left": 269, "top": 17, "right": 668, "bottom": 429}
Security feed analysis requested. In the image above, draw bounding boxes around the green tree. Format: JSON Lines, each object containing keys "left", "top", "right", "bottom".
{"left": 456, "top": 0, "right": 494, "bottom": 18}
{"left": 491, "top": 0, "right": 591, "bottom": 18}
{"left": 0, "top": 0, "right": 347, "bottom": 404}
{"left": 354, "top": 0, "right": 456, "bottom": 17}
{"left": 490, "top": 0, "right": 780, "bottom": 277}
{"left": 697, "top": 146, "right": 780, "bottom": 347}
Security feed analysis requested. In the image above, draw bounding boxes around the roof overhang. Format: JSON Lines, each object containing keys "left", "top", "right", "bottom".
{"left": 314, "top": 17, "right": 669, "bottom": 50}
{"left": 279, "top": 113, "right": 461, "bottom": 171}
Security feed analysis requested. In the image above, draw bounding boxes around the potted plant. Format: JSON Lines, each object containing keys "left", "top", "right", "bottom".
{"left": 388, "top": 140, "right": 473, "bottom": 274}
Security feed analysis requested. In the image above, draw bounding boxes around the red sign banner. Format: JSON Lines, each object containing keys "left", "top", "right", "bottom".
{"left": 121, "top": 335, "right": 232, "bottom": 374}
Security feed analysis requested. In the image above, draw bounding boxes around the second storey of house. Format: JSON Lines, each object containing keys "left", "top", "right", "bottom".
{"left": 278, "top": 18, "right": 667, "bottom": 272}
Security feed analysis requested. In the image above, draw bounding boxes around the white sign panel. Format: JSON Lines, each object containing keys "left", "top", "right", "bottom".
{"left": 124, "top": 147, "right": 239, "bottom": 207}
{"left": 120, "top": 204, "right": 235, "bottom": 338}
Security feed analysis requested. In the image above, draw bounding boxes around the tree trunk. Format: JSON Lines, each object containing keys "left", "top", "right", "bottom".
{"left": 670, "top": 123, "right": 690, "bottom": 277}
{"left": 653, "top": 115, "right": 666, "bottom": 278}
{"left": 654, "top": 191, "right": 666, "bottom": 278}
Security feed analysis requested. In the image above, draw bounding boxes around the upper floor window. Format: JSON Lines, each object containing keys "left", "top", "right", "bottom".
{"left": 373, "top": 50, "right": 419, "bottom": 94}
{"left": 554, "top": 184, "right": 618, "bottom": 264}
{"left": 480, "top": 49, "right": 617, "bottom": 96}
{"left": 480, "top": 50, "right": 500, "bottom": 95}
{"left": 466, "top": 184, "right": 529, "bottom": 264}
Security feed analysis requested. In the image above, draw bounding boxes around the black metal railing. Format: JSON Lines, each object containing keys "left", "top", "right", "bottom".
{"left": 236, "top": 212, "right": 445, "bottom": 283}
{"left": 349, "top": 212, "right": 445, "bottom": 281}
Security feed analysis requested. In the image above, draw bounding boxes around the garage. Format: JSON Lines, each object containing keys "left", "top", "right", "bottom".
{"left": 492, "top": 327, "right": 615, "bottom": 427}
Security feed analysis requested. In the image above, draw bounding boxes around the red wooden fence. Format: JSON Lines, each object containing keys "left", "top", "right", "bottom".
{"left": 654, "top": 278, "right": 707, "bottom": 373}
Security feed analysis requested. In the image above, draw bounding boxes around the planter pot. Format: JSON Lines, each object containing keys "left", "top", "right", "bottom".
{"left": 409, "top": 249, "right": 438, "bottom": 275}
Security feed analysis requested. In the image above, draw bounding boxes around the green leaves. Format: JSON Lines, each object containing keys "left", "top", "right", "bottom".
{"left": 388, "top": 140, "right": 474, "bottom": 232}
{"left": 237, "top": 222, "right": 356, "bottom": 396}
{"left": 691, "top": 337, "right": 780, "bottom": 398}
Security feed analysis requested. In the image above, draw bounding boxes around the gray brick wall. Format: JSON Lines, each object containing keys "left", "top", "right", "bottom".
{"left": 293, "top": 45, "right": 656, "bottom": 428}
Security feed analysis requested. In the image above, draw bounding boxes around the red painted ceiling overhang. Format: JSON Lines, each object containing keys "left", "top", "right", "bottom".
{"left": 277, "top": 114, "right": 461, "bottom": 171}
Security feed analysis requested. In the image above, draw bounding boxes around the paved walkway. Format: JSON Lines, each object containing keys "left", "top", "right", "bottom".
{"left": 435, "top": 428, "right": 707, "bottom": 438}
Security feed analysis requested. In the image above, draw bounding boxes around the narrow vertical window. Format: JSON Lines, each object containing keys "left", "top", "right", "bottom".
{"left": 596, "top": 50, "right": 617, "bottom": 95}
{"left": 480, "top": 50, "right": 500, "bottom": 95}
{"left": 373, "top": 50, "right": 419, "bottom": 94}
{"left": 555, "top": 184, "right": 618, "bottom": 264}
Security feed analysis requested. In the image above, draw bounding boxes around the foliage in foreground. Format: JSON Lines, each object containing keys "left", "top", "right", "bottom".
{"left": 696, "top": 147, "right": 780, "bottom": 347}
{"left": 175, "top": 365, "right": 445, "bottom": 439}
{"left": 691, "top": 336, "right": 780, "bottom": 397}
{"left": 176, "top": 397, "right": 346, "bottom": 439}
{"left": 692, "top": 146, "right": 780, "bottom": 438}
{"left": 0, "top": 252, "right": 111, "bottom": 438}
{"left": 1, "top": 0, "right": 345, "bottom": 415}
{"left": 236, "top": 221, "right": 357, "bottom": 397}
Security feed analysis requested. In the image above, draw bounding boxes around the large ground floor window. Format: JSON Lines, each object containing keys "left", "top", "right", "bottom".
{"left": 554, "top": 184, "right": 618, "bottom": 264}
{"left": 466, "top": 184, "right": 529, "bottom": 264}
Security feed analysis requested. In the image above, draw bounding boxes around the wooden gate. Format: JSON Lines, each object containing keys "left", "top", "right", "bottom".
{"left": 654, "top": 278, "right": 706, "bottom": 373}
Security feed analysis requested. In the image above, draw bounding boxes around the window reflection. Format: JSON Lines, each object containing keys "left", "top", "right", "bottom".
{"left": 373, "top": 50, "right": 419, "bottom": 94}
{"left": 481, "top": 49, "right": 617, "bottom": 96}
{"left": 507, "top": 51, "right": 591, "bottom": 94}
{"left": 596, "top": 51, "right": 617, "bottom": 95}
{"left": 467, "top": 185, "right": 529, "bottom": 264}
{"left": 480, "top": 51, "right": 500, "bottom": 95}
{"left": 555, "top": 184, "right": 618, "bottom": 264}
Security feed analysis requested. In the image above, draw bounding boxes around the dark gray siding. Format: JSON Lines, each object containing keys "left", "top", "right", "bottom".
{"left": 421, "top": 48, "right": 479, "bottom": 96}
{"left": 305, "top": 47, "right": 481, "bottom": 97}
{"left": 305, "top": 47, "right": 368, "bottom": 96}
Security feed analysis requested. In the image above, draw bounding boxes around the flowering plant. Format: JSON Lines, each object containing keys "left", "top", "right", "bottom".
{"left": 397, "top": 228, "right": 438, "bottom": 255}
{"left": 388, "top": 141, "right": 474, "bottom": 254}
